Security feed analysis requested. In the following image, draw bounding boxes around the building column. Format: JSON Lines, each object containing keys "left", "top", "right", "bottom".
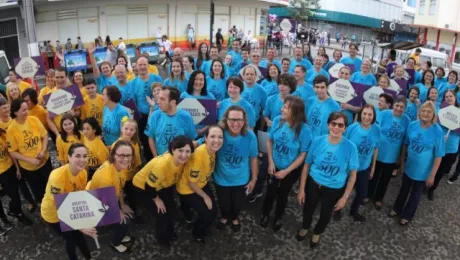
{"left": 435, "top": 30, "right": 440, "bottom": 50}
{"left": 423, "top": 28, "right": 428, "bottom": 45}
{"left": 22, "top": 0, "right": 38, "bottom": 56}
{"left": 417, "top": 28, "right": 421, "bottom": 43}
{"left": 451, "top": 33, "right": 457, "bottom": 63}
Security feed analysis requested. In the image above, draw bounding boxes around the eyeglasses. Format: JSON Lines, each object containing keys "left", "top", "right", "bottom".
{"left": 115, "top": 153, "right": 133, "bottom": 159}
{"left": 227, "top": 118, "right": 244, "bottom": 124}
{"left": 329, "top": 122, "right": 345, "bottom": 129}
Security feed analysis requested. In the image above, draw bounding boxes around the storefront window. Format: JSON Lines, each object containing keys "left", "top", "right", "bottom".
{"left": 429, "top": 0, "right": 436, "bottom": 15}
{"left": 454, "top": 51, "right": 460, "bottom": 64}
{"left": 419, "top": 0, "right": 425, "bottom": 15}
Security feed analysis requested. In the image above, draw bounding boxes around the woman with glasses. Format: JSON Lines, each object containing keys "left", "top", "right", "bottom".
{"left": 296, "top": 112, "right": 358, "bottom": 248}
{"left": 88, "top": 140, "right": 134, "bottom": 253}
{"left": 390, "top": 101, "right": 444, "bottom": 225}
{"left": 260, "top": 96, "right": 312, "bottom": 232}
{"left": 215, "top": 106, "right": 258, "bottom": 232}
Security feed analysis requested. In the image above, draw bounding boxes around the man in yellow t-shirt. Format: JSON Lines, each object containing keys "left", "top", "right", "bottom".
{"left": 6, "top": 70, "right": 32, "bottom": 100}
{"left": 409, "top": 48, "right": 422, "bottom": 71}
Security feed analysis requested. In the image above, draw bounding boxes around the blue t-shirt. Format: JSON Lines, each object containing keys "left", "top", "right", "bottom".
{"left": 269, "top": 116, "right": 312, "bottom": 169}
{"left": 289, "top": 58, "right": 313, "bottom": 73}
{"left": 242, "top": 83, "right": 268, "bottom": 121}
{"left": 306, "top": 135, "right": 359, "bottom": 189}
{"left": 263, "top": 94, "right": 284, "bottom": 122}
{"left": 404, "top": 100, "right": 419, "bottom": 121}
{"left": 259, "top": 59, "right": 282, "bottom": 70}
{"left": 293, "top": 82, "right": 315, "bottom": 115}
{"left": 163, "top": 77, "right": 188, "bottom": 94}
{"left": 350, "top": 72, "right": 377, "bottom": 86}
{"left": 130, "top": 74, "right": 162, "bottom": 115}
{"left": 260, "top": 79, "right": 279, "bottom": 97}
{"left": 437, "top": 82, "right": 456, "bottom": 103}
{"left": 227, "top": 50, "right": 242, "bottom": 69}
{"left": 200, "top": 60, "right": 232, "bottom": 78}
{"left": 442, "top": 126, "right": 460, "bottom": 154}
{"left": 435, "top": 77, "right": 447, "bottom": 88}
{"left": 306, "top": 69, "right": 330, "bottom": 85}
{"left": 206, "top": 77, "right": 228, "bottom": 101}
{"left": 218, "top": 98, "right": 256, "bottom": 128}
{"left": 405, "top": 121, "right": 445, "bottom": 181}
{"left": 102, "top": 103, "right": 130, "bottom": 146}
{"left": 377, "top": 110, "right": 411, "bottom": 163}
{"left": 235, "top": 60, "right": 251, "bottom": 73}
{"left": 180, "top": 91, "right": 215, "bottom": 100}
{"left": 414, "top": 71, "right": 423, "bottom": 85}
{"left": 113, "top": 81, "right": 132, "bottom": 105}
{"left": 305, "top": 96, "right": 341, "bottom": 138}
{"left": 144, "top": 109, "right": 197, "bottom": 155}
{"left": 343, "top": 109, "right": 355, "bottom": 126}
{"left": 345, "top": 123, "right": 381, "bottom": 171}
{"left": 340, "top": 56, "right": 362, "bottom": 73}
{"left": 413, "top": 83, "right": 431, "bottom": 103}
{"left": 96, "top": 74, "right": 115, "bottom": 94}
{"left": 214, "top": 130, "right": 258, "bottom": 186}
{"left": 185, "top": 70, "right": 194, "bottom": 79}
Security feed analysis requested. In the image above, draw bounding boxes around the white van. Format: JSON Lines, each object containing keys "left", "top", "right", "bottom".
{"left": 403, "top": 48, "right": 450, "bottom": 74}
{"left": 0, "top": 51, "right": 10, "bottom": 85}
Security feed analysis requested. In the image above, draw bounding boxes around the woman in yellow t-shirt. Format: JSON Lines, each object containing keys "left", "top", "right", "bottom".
{"left": 112, "top": 117, "right": 142, "bottom": 217}
{"left": 177, "top": 125, "right": 223, "bottom": 245}
{"left": 73, "top": 71, "right": 88, "bottom": 99}
{"left": 41, "top": 143, "right": 97, "bottom": 260}
{"left": 132, "top": 135, "right": 194, "bottom": 247}
{"left": 88, "top": 140, "right": 134, "bottom": 254}
{"left": 81, "top": 117, "right": 108, "bottom": 180}
{"left": 56, "top": 114, "right": 83, "bottom": 166}
{"left": 38, "top": 69, "right": 56, "bottom": 105}
{"left": 7, "top": 98, "right": 52, "bottom": 203}
{"left": 7, "top": 83, "right": 21, "bottom": 104}
{"left": 22, "top": 88, "right": 48, "bottom": 130}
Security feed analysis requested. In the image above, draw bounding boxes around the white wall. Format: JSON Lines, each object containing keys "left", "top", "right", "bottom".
{"left": 319, "top": 0, "right": 404, "bottom": 22}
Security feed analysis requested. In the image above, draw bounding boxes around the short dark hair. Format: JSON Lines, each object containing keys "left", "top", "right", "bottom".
{"left": 10, "top": 98, "right": 26, "bottom": 119}
{"left": 435, "top": 67, "right": 445, "bottom": 77}
{"left": 394, "top": 95, "right": 407, "bottom": 106}
{"left": 22, "top": 88, "right": 38, "bottom": 105}
{"left": 210, "top": 59, "right": 225, "bottom": 78}
{"left": 104, "top": 86, "right": 122, "bottom": 103}
{"left": 415, "top": 48, "right": 422, "bottom": 53}
{"left": 313, "top": 75, "right": 329, "bottom": 87}
{"left": 379, "top": 93, "right": 394, "bottom": 107}
{"left": 68, "top": 143, "right": 86, "bottom": 157}
{"left": 226, "top": 77, "right": 244, "bottom": 93}
{"left": 295, "top": 65, "right": 306, "bottom": 73}
{"left": 84, "top": 78, "right": 96, "bottom": 86}
{"left": 277, "top": 73, "right": 297, "bottom": 93}
{"left": 282, "top": 58, "right": 290, "bottom": 64}
{"left": 161, "top": 86, "right": 180, "bottom": 104}
{"left": 357, "top": 104, "right": 377, "bottom": 124}
{"left": 186, "top": 70, "right": 208, "bottom": 96}
{"left": 108, "top": 140, "right": 134, "bottom": 164}
{"left": 55, "top": 67, "right": 67, "bottom": 76}
{"left": 168, "top": 135, "right": 195, "bottom": 154}
{"left": 266, "top": 64, "right": 281, "bottom": 82}
{"left": 81, "top": 117, "right": 102, "bottom": 136}
{"left": 408, "top": 86, "right": 420, "bottom": 96}
{"left": 448, "top": 70, "right": 459, "bottom": 83}
{"left": 327, "top": 111, "right": 348, "bottom": 126}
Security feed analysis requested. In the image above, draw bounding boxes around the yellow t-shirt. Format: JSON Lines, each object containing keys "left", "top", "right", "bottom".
{"left": 409, "top": 53, "right": 421, "bottom": 70}
{"left": 148, "top": 65, "right": 159, "bottom": 75}
{"left": 0, "top": 118, "right": 12, "bottom": 131}
{"left": 6, "top": 81, "right": 32, "bottom": 100}
{"left": 133, "top": 153, "right": 184, "bottom": 192}
{"left": 52, "top": 113, "right": 64, "bottom": 133}
{"left": 83, "top": 136, "right": 109, "bottom": 168}
{"left": 39, "top": 86, "right": 57, "bottom": 105}
{"left": 0, "top": 134, "right": 13, "bottom": 174}
{"left": 89, "top": 161, "right": 127, "bottom": 199}
{"left": 6, "top": 116, "right": 49, "bottom": 171}
{"left": 28, "top": 105, "right": 48, "bottom": 129}
{"left": 80, "top": 95, "right": 104, "bottom": 126}
{"left": 79, "top": 86, "right": 88, "bottom": 99}
{"left": 112, "top": 138, "right": 141, "bottom": 181}
{"left": 176, "top": 144, "right": 215, "bottom": 195}
{"left": 112, "top": 70, "right": 135, "bottom": 81}
{"left": 41, "top": 164, "right": 87, "bottom": 223}
{"left": 56, "top": 134, "right": 83, "bottom": 163}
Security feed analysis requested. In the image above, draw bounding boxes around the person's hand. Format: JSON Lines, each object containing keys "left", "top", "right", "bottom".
{"left": 119, "top": 211, "right": 130, "bottom": 224}
{"left": 426, "top": 175, "right": 435, "bottom": 187}
{"left": 29, "top": 158, "right": 41, "bottom": 166}
{"left": 268, "top": 161, "right": 276, "bottom": 175}
{"left": 121, "top": 203, "right": 133, "bottom": 217}
{"left": 89, "top": 47, "right": 96, "bottom": 54}
{"left": 146, "top": 96, "right": 156, "bottom": 107}
{"left": 80, "top": 227, "right": 97, "bottom": 237}
{"left": 68, "top": 109, "right": 76, "bottom": 117}
{"left": 398, "top": 164, "right": 405, "bottom": 175}
{"left": 217, "top": 102, "right": 221, "bottom": 108}
{"left": 415, "top": 99, "right": 421, "bottom": 106}
{"left": 297, "top": 190, "right": 305, "bottom": 206}
{"left": 334, "top": 197, "right": 347, "bottom": 211}
{"left": 245, "top": 178, "right": 256, "bottom": 194}
{"left": 274, "top": 169, "right": 289, "bottom": 179}
{"left": 340, "top": 103, "right": 349, "bottom": 110}
{"left": 16, "top": 169, "right": 21, "bottom": 180}
{"left": 266, "top": 120, "right": 272, "bottom": 127}
{"left": 154, "top": 197, "right": 166, "bottom": 214}
{"left": 369, "top": 168, "right": 375, "bottom": 180}
{"left": 203, "top": 195, "right": 213, "bottom": 210}
{"left": 37, "top": 151, "right": 45, "bottom": 160}
{"left": 444, "top": 135, "right": 449, "bottom": 142}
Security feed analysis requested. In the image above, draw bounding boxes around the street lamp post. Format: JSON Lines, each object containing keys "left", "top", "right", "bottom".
{"left": 210, "top": 0, "right": 215, "bottom": 45}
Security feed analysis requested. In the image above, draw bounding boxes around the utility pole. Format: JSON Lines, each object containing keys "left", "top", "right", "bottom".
{"left": 210, "top": 0, "right": 215, "bottom": 45}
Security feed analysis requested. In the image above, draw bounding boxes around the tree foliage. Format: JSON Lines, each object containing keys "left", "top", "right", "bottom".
{"left": 287, "top": 0, "right": 321, "bottom": 22}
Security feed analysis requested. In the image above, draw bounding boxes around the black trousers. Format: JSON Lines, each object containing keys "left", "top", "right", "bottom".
{"left": 215, "top": 184, "right": 246, "bottom": 221}
{"left": 124, "top": 180, "right": 137, "bottom": 214}
{"left": 368, "top": 161, "right": 396, "bottom": 203}
{"left": 144, "top": 186, "right": 176, "bottom": 243}
{"left": 110, "top": 221, "right": 130, "bottom": 246}
{"left": 430, "top": 153, "right": 457, "bottom": 191}
{"left": 180, "top": 184, "right": 217, "bottom": 239}
{"left": 302, "top": 176, "right": 343, "bottom": 235}
{"left": 350, "top": 169, "right": 369, "bottom": 216}
{"left": 262, "top": 166, "right": 301, "bottom": 219}
{"left": 139, "top": 113, "right": 153, "bottom": 161}
{"left": 49, "top": 222, "right": 92, "bottom": 260}
{"left": 392, "top": 173, "right": 425, "bottom": 221}
{"left": 21, "top": 158, "right": 52, "bottom": 203}
{"left": 0, "top": 165, "right": 22, "bottom": 214}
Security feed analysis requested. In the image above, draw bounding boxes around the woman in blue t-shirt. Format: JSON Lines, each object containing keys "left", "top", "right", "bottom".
{"left": 163, "top": 59, "right": 188, "bottom": 93}
{"left": 344, "top": 105, "right": 380, "bottom": 222}
{"left": 260, "top": 64, "right": 281, "bottom": 97}
{"left": 263, "top": 73, "right": 297, "bottom": 130}
{"left": 367, "top": 95, "right": 410, "bottom": 210}
{"left": 214, "top": 106, "right": 258, "bottom": 232}
{"left": 414, "top": 70, "right": 435, "bottom": 103}
{"left": 305, "top": 56, "right": 330, "bottom": 85}
{"left": 350, "top": 59, "right": 377, "bottom": 86}
{"left": 428, "top": 90, "right": 460, "bottom": 200}
{"left": 405, "top": 87, "right": 420, "bottom": 121}
{"left": 260, "top": 96, "right": 312, "bottom": 232}
{"left": 102, "top": 86, "right": 131, "bottom": 146}
{"left": 218, "top": 77, "right": 256, "bottom": 128}
{"left": 426, "top": 87, "right": 440, "bottom": 112}
{"left": 390, "top": 101, "right": 444, "bottom": 225}
{"left": 437, "top": 71, "right": 458, "bottom": 103}
{"left": 296, "top": 112, "right": 358, "bottom": 248}
{"left": 206, "top": 60, "right": 228, "bottom": 101}
{"left": 434, "top": 67, "right": 447, "bottom": 88}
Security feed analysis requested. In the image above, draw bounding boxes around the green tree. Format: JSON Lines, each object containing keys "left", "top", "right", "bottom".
{"left": 287, "top": 0, "right": 321, "bottom": 23}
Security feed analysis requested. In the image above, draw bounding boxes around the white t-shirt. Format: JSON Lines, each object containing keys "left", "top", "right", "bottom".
{"left": 160, "top": 40, "right": 172, "bottom": 52}
{"left": 118, "top": 41, "right": 126, "bottom": 51}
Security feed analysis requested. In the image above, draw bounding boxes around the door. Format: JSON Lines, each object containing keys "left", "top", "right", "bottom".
{"left": 0, "top": 19, "right": 19, "bottom": 65}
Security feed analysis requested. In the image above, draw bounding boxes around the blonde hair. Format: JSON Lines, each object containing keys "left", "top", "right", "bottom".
{"left": 120, "top": 117, "right": 140, "bottom": 145}
{"left": 417, "top": 101, "right": 437, "bottom": 125}
{"left": 379, "top": 74, "right": 390, "bottom": 87}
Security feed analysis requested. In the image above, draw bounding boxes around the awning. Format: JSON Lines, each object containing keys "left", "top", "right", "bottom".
{"left": 377, "top": 41, "right": 424, "bottom": 51}
{"left": 409, "top": 23, "right": 460, "bottom": 34}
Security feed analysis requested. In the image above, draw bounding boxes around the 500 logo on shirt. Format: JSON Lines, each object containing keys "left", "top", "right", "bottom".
{"left": 319, "top": 152, "right": 340, "bottom": 177}
{"left": 23, "top": 130, "right": 39, "bottom": 151}
{"left": 223, "top": 144, "right": 243, "bottom": 166}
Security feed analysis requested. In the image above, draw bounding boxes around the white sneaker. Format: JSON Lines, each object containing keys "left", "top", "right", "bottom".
{"left": 121, "top": 236, "right": 131, "bottom": 243}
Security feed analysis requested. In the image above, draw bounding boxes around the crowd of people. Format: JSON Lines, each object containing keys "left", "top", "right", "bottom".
{"left": 1, "top": 36, "right": 459, "bottom": 260}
